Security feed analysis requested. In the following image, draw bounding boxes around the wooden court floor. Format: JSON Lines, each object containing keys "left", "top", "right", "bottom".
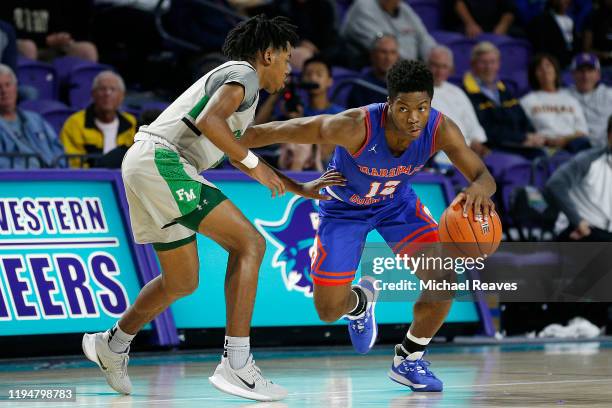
{"left": 1, "top": 342, "right": 611, "bottom": 407}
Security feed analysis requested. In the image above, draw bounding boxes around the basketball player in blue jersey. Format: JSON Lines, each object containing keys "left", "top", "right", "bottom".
{"left": 241, "top": 60, "right": 496, "bottom": 392}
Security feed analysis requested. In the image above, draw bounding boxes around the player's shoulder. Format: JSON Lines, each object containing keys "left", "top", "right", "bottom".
{"left": 326, "top": 107, "right": 366, "bottom": 131}
{"left": 319, "top": 108, "right": 367, "bottom": 150}
{"left": 436, "top": 112, "right": 459, "bottom": 135}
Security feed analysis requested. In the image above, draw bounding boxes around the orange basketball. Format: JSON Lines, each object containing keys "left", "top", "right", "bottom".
{"left": 438, "top": 202, "right": 502, "bottom": 258}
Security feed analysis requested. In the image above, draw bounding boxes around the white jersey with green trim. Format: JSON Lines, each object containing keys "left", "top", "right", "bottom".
{"left": 138, "top": 61, "right": 259, "bottom": 172}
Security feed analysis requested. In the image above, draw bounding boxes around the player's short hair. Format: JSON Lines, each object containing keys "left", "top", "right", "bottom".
{"left": 222, "top": 14, "right": 299, "bottom": 61}
{"left": 387, "top": 60, "right": 434, "bottom": 99}
{"left": 302, "top": 55, "right": 333, "bottom": 77}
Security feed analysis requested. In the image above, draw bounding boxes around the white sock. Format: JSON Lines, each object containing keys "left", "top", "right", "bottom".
{"left": 403, "top": 330, "right": 431, "bottom": 361}
{"left": 107, "top": 323, "right": 135, "bottom": 354}
{"left": 224, "top": 336, "right": 250, "bottom": 370}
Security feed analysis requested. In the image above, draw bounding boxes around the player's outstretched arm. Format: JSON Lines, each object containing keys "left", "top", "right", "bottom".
{"left": 435, "top": 115, "right": 496, "bottom": 220}
{"left": 232, "top": 155, "right": 347, "bottom": 200}
{"left": 198, "top": 83, "right": 285, "bottom": 196}
{"left": 240, "top": 109, "right": 367, "bottom": 154}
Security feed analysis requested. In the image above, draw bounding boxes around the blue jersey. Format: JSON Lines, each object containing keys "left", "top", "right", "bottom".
{"left": 321, "top": 103, "right": 443, "bottom": 208}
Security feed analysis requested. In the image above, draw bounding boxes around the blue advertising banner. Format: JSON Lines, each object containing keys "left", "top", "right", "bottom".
{"left": 0, "top": 171, "right": 155, "bottom": 337}
{"left": 171, "top": 172, "right": 480, "bottom": 329}
{"left": 0, "top": 170, "right": 484, "bottom": 342}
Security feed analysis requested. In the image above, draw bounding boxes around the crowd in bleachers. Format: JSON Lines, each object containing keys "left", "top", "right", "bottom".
{"left": 0, "top": 0, "right": 610, "bottom": 241}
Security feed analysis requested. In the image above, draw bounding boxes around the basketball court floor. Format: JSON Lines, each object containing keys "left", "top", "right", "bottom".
{"left": 1, "top": 342, "right": 611, "bottom": 407}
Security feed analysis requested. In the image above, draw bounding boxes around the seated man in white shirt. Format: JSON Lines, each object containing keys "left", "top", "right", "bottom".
{"left": 428, "top": 45, "right": 489, "bottom": 159}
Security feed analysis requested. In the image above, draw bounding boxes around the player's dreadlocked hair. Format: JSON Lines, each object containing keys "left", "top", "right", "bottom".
{"left": 222, "top": 14, "right": 299, "bottom": 62}
{"left": 386, "top": 60, "right": 434, "bottom": 99}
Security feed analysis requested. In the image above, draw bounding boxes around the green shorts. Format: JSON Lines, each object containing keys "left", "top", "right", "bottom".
{"left": 122, "top": 137, "right": 227, "bottom": 251}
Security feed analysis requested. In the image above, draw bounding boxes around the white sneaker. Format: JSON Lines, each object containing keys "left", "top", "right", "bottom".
{"left": 82, "top": 331, "right": 132, "bottom": 394}
{"left": 209, "top": 355, "right": 287, "bottom": 401}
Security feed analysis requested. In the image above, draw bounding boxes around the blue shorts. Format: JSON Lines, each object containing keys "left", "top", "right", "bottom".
{"left": 312, "top": 192, "right": 439, "bottom": 286}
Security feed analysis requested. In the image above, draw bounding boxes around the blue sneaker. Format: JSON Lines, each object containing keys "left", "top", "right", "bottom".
{"left": 388, "top": 346, "right": 443, "bottom": 392}
{"left": 347, "top": 276, "right": 379, "bottom": 354}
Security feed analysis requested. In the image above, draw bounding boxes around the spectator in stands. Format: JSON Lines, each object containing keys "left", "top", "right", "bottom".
{"left": 428, "top": 45, "right": 489, "bottom": 159}
{"left": 463, "top": 41, "right": 546, "bottom": 159}
{"left": 520, "top": 53, "right": 590, "bottom": 153}
{"left": 0, "top": 20, "right": 17, "bottom": 72}
{"left": 563, "top": 53, "right": 612, "bottom": 148}
{"left": 582, "top": 0, "right": 612, "bottom": 71}
{"left": 347, "top": 34, "right": 399, "bottom": 108}
{"left": 515, "top": 0, "right": 591, "bottom": 32}
{"left": 60, "top": 71, "right": 136, "bottom": 168}
{"left": 0, "top": 20, "right": 38, "bottom": 102}
{"left": 545, "top": 116, "right": 612, "bottom": 241}
{"left": 0, "top": 64, "right": 63, "bottom": 169}
{"left": 341, "top": 0, "right": 436, "bottom": 61}
{"left": 528, "top": 0, "right": 577, "bottom": 68}
{"left": 256, "top": 56, "right": 344, "bottom": 171}
{"left": 268, "top": 0, "right": 340, "bottom": 70}
{"left": 453, "top": 0, "right": 516, "bottom": 38}
{"left": 0, "top": 0, "right": 98, "bottom": 62}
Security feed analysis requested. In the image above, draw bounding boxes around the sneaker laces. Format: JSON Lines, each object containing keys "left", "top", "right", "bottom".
{"left": 400, "top": 358, "right": 434, "bottom": 376}
{"left": 110, "top": 354, "right": 129, "bottom": 377}
{"left": 350, "top": 311, "right": 370, "bottom": 334}
{"left": 247, "top": 360, "right": 271, "bottom": 386}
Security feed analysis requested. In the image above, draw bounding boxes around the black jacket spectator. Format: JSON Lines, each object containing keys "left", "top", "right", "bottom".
{"left": 528, "top": 3, "right": 576, "bottom": 68}
{"left": 0, "top": 20, "right": 17, "bottom": 71}
{"left": 463, "top": 72, "right": 534, "bottom": 148}
{"left": 583, "top": 0, "right": 612, "bottom": 68}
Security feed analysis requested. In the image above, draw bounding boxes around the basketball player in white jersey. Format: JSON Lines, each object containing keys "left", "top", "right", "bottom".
{"left": 81, "top": 15, "right": 345, "bottom": 402}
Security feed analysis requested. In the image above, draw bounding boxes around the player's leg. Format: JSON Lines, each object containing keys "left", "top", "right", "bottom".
{"left": 82, "top": 234, "right": 199, "bottom": 395}
{"left": 377, "top": 197, "right": 446, "bottom": 392}
{"left": 119, "top": 241, "right": 200, "bottom": 335}
{"left": 194, "top": 197, "right": 286, "bottom": 401}
{"left": 311, "top": 217, "right": 378, "bottom": 353}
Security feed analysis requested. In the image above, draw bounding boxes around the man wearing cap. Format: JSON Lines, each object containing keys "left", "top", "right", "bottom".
{"left": 563, "top": 53, "right": 612, "bottom": 148}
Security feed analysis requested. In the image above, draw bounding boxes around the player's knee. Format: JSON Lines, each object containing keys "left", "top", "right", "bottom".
{"left": 163, "top": 273, "right": 199, "bottom": 298}
{"left": 243, "top": 230, "right": 266, "bottom": 259}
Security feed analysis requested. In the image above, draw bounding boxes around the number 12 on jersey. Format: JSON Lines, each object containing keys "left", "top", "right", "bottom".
{"left": 365, "top": 180, "right": 401, "bottom": 198}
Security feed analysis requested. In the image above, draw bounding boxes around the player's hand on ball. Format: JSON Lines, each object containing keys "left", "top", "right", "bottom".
{"left": 298, "top": 170, "right": 347, "bottom": 200}
{"left": 451, "top": 184, "right": 495, "bottom": 221}
{"left": 249, "top": 162, "right": 286, "bottom": 198}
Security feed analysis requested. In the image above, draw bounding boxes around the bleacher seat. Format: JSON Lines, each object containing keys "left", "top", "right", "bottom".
{"left": 42, "top": 108, "right": 77, "bottom": 135}
{"left": 67, "top": 63, "right": 114, "bottom": 109}
{"left": 19, "top": 99, "right": 68, "bottom": 113}
{"left": 53, "top": 56, "right": 95, "bottom": 85}
{"left": 18, "top": 99, "right": 74, "bottom": 138}
{"left": 16, "top": 58, "right": 58, "bottom": 100}
{"left": 407, "top": 0, "right": 441, "bottom": 31}
{"left": 498, "top": 39, "right": 532, "bottom": 78}
{"left": 447, "top": 38, "right": 477, "bottom": 76}
{"left": 431, "top": 30, "right": 464, "bottom": 45}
